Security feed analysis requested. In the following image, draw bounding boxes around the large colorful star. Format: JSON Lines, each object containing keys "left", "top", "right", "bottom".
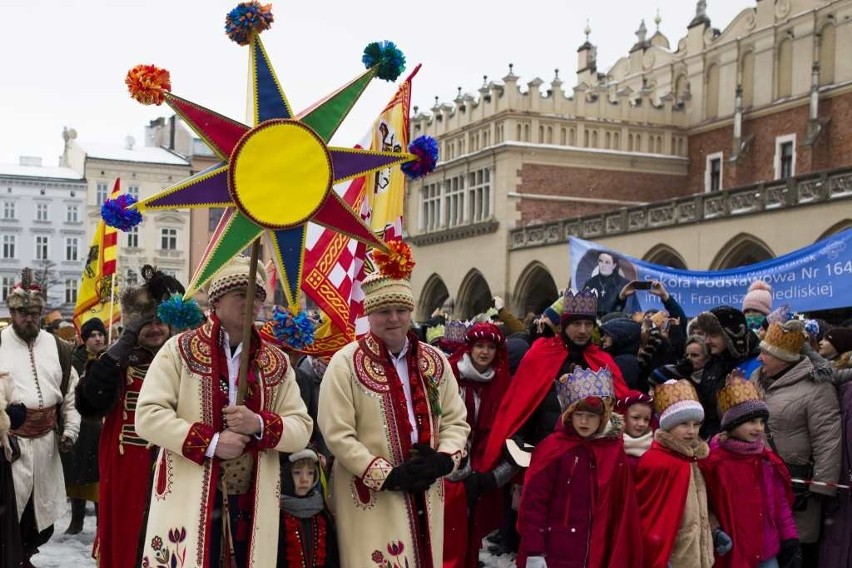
{"left": 132, "top": 32, "right": 418, "bottom": 305}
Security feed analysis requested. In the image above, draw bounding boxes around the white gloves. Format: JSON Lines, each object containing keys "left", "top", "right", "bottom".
{"left": 493, "top": 295, "right": 504, "bottom": 310}
{"left": 526, "top": 556, "right": 547, "bottom": 568}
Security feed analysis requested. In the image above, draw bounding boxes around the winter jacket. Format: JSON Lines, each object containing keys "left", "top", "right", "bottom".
{"left": 754, "top": 356, "right": 842, "bottom": 543}
{"left": 819, "top": 350, "right": 852, "bottom": 567}
{"left": 600, "top": 319, "right": 642, "bottom": 389}
{"left": 701, "top": 435, "right": 798, "bottom": 567}
{"left": 697, "top": 336, "right": 762, "bottom": 439}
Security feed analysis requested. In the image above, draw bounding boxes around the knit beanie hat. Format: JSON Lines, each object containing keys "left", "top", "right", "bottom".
{"left": 361, "top": 241, "right": 415, "bottom": 315}
{"left": 121, "top": 265, "right": 187, "bottom": 330}
{"left": 718, "top": 375, "right": 769, "bottom": 431}
{"left": 654, "top": 379, "right": 704, "bottom": 431}
{"left": 824, "top": 327, "right": 852, "bottom": 355}
{"left": 80, "top": 318, "right": 107, "bottom": 341}
{"left": 742, "top": 280, "right": 772, "bottom": 315}
{"left": 206, "top": 255, "right": 268, "bottom": 305}
{"left": 760, "top": 320, "right": 806, "bottom": 362}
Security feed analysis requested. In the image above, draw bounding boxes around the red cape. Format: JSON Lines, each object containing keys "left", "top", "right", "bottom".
{"left": 699, "top": 442, "right": 794, "bottom": 568}
{"left": 518, "top": 424, "right": 643, "bottom": 568}
{"left": 480, "top": 336, "right": 628, "bottom": 471}
{"left": 634, "top": 440, "right": 693, "bottom": 568}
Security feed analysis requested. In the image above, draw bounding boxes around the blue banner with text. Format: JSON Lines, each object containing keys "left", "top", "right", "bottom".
{"left": 569, "top": 230, "right": 852, "bottom": 317}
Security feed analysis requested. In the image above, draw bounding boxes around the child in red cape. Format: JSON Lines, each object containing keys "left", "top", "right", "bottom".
{"left": 517, "top": 366, "right": 642, "bottom": 568}
{"left": 699, "top": 374, "right": 801, "bottom": 568}
{"left": 616, "top": 391, "right": 655, "bottom": 472}
{"left": 635, "top": 379, "right": 714, "bottom": 568}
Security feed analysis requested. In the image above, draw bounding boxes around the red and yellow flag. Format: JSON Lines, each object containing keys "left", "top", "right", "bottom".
{"left": 300, "top": 65, "right": 420, "bottom": 354}
{"left": 73, "top": 179, "right": 122, "bottom": 332}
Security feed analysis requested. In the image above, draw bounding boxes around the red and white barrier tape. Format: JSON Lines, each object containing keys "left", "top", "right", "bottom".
{"left": 790, "top": 477, "right": 851, "bottom": 491}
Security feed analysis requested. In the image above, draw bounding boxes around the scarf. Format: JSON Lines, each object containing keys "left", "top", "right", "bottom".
{"left": 281, "top": 489, "right": 325, "bottom": 519}
{"left": 655, "top": 429, "right": 710, "bottom": 459}
{"left": 457, "top": 354, "right": 495, "bottom": 383}
{"left": 715, "top": 432, "right": 766, "bottom": 455}
{"left": 623, "top": 428, "right": 653, "bottom": 458}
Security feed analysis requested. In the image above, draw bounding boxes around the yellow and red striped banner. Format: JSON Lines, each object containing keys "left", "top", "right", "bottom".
{"left": 73, "top": 179, "right": 122, "bottom": 333}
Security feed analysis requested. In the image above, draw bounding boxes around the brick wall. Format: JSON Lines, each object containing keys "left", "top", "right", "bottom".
{"left": 515, "top": 164, "right": 688, "bottom": 226}
{"left": 687, "top": 91, "right": 852, "bottom": 192}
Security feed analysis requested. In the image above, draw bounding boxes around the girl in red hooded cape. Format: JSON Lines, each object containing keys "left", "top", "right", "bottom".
{"left": 517, "top": 366, "right": 643, "bottom": 568}
{"left": 443, "top": 322, "right": 513, "bottom": 568}
{"left": 699, "top": 375, "right": 800, "bottom": 567}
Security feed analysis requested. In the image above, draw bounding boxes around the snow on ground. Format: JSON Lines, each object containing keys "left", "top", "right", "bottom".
{"left": 34, "top": 503, "right": 517, "bottom": 567}
{"left": 31, "top": 504, "right": 96, "bottom": 568}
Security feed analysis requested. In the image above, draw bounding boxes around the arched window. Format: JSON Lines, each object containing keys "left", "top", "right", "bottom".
{"left": 819, "top": 24, "right": 836, "bottom": 85}
{"left": 741, "top": 50, "right": 755, "bottom": 108}
{"left": 705, "top": 63, "right": 720, "bottom": 118}
{"left": 776, "top": 38, "right": 793, "bottom": 98}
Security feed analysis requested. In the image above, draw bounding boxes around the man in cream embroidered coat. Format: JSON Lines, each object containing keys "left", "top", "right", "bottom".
{"left": 1, "top": 270, "right": 80, "bottom": 564}
{"left": 136, "top": 257, "right": 312, "bottom": 568}
{"left": 318, "top": 249, "right": 469, "bottom": 568}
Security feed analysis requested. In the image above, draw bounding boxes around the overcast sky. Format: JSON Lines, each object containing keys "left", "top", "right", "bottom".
{"left": 0, "top": 0, "right": 746, "bottom": 167}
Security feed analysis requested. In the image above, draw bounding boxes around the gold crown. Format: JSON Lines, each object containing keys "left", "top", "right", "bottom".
{"left": 760, "top": 321, "right": 806, "bottom": 362}
{"left": 654, "top": 379, "right": 700, "bottom": 415}
{"left": 717, "top": 376, "right": 761, "bottom": 416}
{"left": 425, "top": 324, "right": 446, "bottom": 344}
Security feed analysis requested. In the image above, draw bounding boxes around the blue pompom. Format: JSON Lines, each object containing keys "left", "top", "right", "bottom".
{"left": 401, "top": 135, "right": 439, "bottom": 179}
{"left": 101, "top": 194, "right": 143, "bottom": 231}
{"left": 225, "top": 1, "right": 273, "bottom": 45}
{"left": 362, "top": 41, "right": 406, "bottom": 82}
{"left": 157, "top": 293, "right": 205, "bottom": 331}
{"left": 271, "top": 305, "right": 316, "bottom": 351}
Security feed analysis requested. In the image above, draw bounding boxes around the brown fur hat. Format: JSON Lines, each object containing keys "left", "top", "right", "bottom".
{"left": 121, "top": 265, "right": 186, "bottom": 330}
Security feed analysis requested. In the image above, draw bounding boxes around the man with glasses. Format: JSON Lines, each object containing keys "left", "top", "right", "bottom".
{"left": 0, "top": 268, "right": 80, "bottom": 567}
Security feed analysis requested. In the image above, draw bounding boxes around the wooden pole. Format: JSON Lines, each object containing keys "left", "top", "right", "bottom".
{"left": 107, "top": 273, "right": 117, "bottom": 344}
{"left": 236, "top": 239, "right": 261, "bottom": 405}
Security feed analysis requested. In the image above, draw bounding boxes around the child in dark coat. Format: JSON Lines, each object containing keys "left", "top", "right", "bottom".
{"left": 278, "top": 448, "right": 338, "bottom": 568}
{"left": 700, "top": 374, "right": 801, "bottom": 568}
{"left": 517, "top": 367, "right": 642, "bottom": 568}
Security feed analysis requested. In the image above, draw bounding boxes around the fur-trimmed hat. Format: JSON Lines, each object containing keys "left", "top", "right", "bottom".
{"left": 655, "top": 379, "right": 704, "bottom": 431}
{"left": 824, "top": 327, "right": 852, "bottom": 355}
{"left": 742, "top": 280, "right": 772, "bottom": 315}
{"left": 121, "top": 265, "right": 186, "bottom": 330}
{"left": 718, "top": 375, "right": 769, "bottom": 431}
{"left": 206, "top": 256, "right": 267, "bottom": 306}
{"left": 760, "top": 320, "right": 806, "bottom": 362}
{"left": 80, "top": 318, "right": 107, "bottom": 341}
{"left": 5, "top": 268, "right": 46, "bottom": 311}
{"left": 691, "top": 306, "right": 751, "bottom": 358}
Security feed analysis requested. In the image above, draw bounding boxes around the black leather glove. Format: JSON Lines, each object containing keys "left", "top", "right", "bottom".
{"left": 407, "top": 443, "right": 454, "bottom": 480}
{"left": 464, "top": 471, "right": 497, "bottom": 509}
{"left": 106, "top": 317, "right": 152, "bottom": 364}
{"left": 382, "top": 461, "right": 431, "bottom": 493}
{"left": 777, "top": 538, "right": 802, "bottom": 568}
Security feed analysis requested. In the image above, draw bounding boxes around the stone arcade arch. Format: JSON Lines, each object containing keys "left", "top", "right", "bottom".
{"left": 456, "top": 269, "right": 493, "bottom": 320}
{"left": 417, "top": 273, "right": 450, "bottom": 320}
{"left": 643, "top": 244, "right": 688, "bottom": 269}
{"left": 816, "top": 219, "right": 852, "bottom": 241}
{"left": 513, "top": 261, "right": 559, "bottom": 317}
{"left": 710, "top": 233, "right": 775, "bottom": 270}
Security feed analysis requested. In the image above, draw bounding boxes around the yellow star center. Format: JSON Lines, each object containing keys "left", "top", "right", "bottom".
{"left": 229, "top": 119, "right": 332, "bottom": 229}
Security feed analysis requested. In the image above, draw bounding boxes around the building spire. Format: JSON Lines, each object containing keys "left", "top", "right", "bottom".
{"left": 655, "top": 8, "right": 662, "bottom": 32}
